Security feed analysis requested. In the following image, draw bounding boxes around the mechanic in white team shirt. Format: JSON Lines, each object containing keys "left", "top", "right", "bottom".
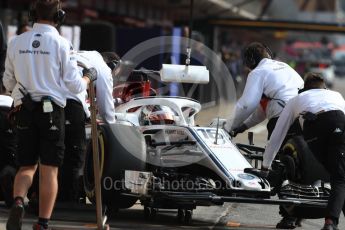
{"left": 58, "top": 50, "right": 117, "bottom": 203}
{"left": 262, "top": 72, "right": 345, "bottom": 230}
{"left": 225, "top": 42, "right": 304, "bottom": 229}
{"left": 68, "top": 50, "right": 116, "bottom": 124}
{"left": 225, "top": 42, "right": 304, "bottom": 140}
{"left": 3, "top": 1, "right": 96, "bottom": 229}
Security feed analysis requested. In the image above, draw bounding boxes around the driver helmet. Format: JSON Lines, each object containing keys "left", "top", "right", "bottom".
{"left": 139, "top": 105, "right": 176, "bottom": 126}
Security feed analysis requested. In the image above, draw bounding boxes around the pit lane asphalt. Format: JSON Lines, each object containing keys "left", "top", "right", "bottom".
{"left": 1, "top": 199, "right": 344, "bottom": 229}
{"left": 1, "top": 131, "right": 343, "bottom": 229}
{"left": 1, "top": 78, "right": 345, "bottom": 229}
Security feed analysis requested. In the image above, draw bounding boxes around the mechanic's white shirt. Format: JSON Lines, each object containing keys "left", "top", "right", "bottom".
{"left": 0, "top": 95, "right": 13, "bottom": 107}
{"left": 225, "top": 58, "right": 303, "bottom": 131}
{"left": 262, "top": 89, "right": 345, "bottom": 168}
{"left": 243, "top": 105, "right": 266, "bottom": 129}
{"left": 68, "top": 51, "right": 115, "bottom": 124}
{"left": 3, "top": 23, "right": 87, "bottom": 107}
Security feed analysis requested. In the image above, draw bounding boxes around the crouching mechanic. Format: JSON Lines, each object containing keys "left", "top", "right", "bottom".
{"left": 262, "top": 72, "right": 345, "bottom": 230}
{"left": 3, "top": 0, "right": 97, "bottom": 229}
{"left": 224, "top": 42, "right": 304, "bottom": 228}
{"left": 58, "top": 50, "right": 118, "bottom": 203}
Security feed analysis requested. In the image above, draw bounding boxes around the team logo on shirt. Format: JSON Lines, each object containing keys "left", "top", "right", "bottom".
{"left": 32, "top": 40, "right": 40, "bottom": 48}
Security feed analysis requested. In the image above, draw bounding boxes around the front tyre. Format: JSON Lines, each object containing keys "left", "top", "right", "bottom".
{"left": 83, "top": 123, "right": 146, "bottom": 209}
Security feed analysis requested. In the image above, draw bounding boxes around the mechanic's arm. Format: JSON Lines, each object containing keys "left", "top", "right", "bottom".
{"left": 262, "top": 99, "right": 297, "bottom": 169}
{"left": 3, "top": 40, "right": 16, "bottom": 92}
{"left": 60, "top": 42, "right": 89, "bottom": 94}
{"left": 226, "top": 71, "right": 264, "bottom": 131}
{"left": 243, "top": 105, "right": 266, "bottom": 129}
{"left": 96, "top": 64, "right": 116, "bottom": 124}
{"left": 230, "top": 106, "right": 266, "bottom": 137}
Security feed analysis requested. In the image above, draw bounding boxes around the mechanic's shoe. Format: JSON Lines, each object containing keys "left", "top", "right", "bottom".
{"left": 321, "top": 223, "right": 339, "bottom": 230}
{"left": 321, "top": 219, "right": 339, "bottom": 230}
{"left": 295, "top": 218, "right": 303, "bottom": 227}
{"left": 6, "top": 202, "right": 25, "bottom": 230}
{"left": 32, "top": 223, "right": 51, "bottom": 230}
{"left": 276, "top": 217, "right": 296, "bottom": 229}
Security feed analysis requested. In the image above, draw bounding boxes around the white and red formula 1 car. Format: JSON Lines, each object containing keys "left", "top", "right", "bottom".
{"left": 83, "top": 69, "right": 330, "bottom": 223}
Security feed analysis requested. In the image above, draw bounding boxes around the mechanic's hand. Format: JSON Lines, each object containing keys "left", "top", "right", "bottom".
{"left": 83, "top": 67, "right": 97, "bottom": 83}
{"left": 230, "top": 124, "right": 248, "bottom": 137}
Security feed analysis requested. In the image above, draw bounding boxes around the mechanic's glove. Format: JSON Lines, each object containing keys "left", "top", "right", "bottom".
{"left": 83, "top": 67, "right": 97, "bottom": 82}
{"left": 230, "top": 124, "right": 248, "bottom": 137}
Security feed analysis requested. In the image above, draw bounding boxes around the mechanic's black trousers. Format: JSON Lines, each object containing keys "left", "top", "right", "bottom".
{"left": 303, "top": 110, "right": 345, "bottom": 223}
{"left": 267, "top": 117, "right": 301, "bottom": 141}
{"left": 58, "top": 99, "right": 86, "bottom": 202}
{"left": 0, "top": 106, "right": 16, "bottom": 168}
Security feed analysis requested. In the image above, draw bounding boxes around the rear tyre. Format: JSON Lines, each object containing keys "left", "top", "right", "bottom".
{"left": 280, "top": 135, "right": 330, "bottom": 219}
{"left": 282, "top": 135, "right": 329, "bottom": 184}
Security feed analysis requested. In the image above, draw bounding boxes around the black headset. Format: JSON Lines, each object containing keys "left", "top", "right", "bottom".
{"left": 107, "top": 59, "right": 120, "bottom": 72}
{"left": 29, "top": 0, "right": 66, "bottom": 25}
{"left": 244, "top": 42, "right": 273, "bottom": 70}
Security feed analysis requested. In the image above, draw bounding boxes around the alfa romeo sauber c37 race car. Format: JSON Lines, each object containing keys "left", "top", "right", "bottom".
{"left": 82, "top": 69, "right": 331, "bottom": 223}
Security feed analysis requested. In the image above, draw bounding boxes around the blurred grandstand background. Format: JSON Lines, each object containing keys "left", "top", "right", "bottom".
{"left": 1, "top": 0, "right": 345, "bottom": 102}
